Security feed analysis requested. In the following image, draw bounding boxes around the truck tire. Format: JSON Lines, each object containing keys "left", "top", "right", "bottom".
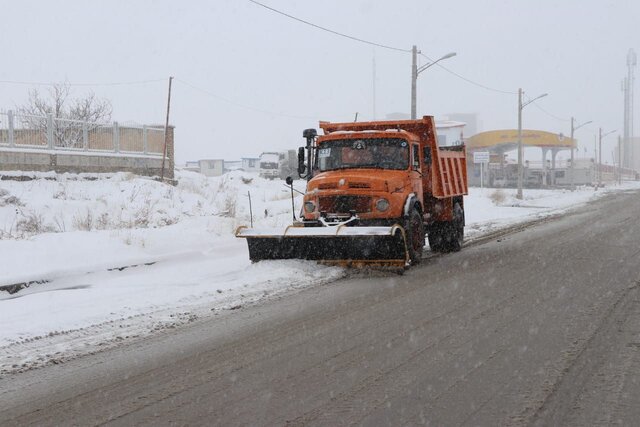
{"left": 427, "top": 225, "right": 445, "bottom": 253}
{"left": 444, "top": 203, "right": 464, "bottom": 252}
{"left": 404, "top": 208, "right": 425, "bottom": 264}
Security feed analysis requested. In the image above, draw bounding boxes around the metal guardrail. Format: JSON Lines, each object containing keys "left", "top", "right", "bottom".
{"left": 0, "top": 110, "right": 164, "bottom": 156}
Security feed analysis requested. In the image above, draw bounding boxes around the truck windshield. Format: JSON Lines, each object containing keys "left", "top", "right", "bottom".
{"left": 317, "top": 138, "right": 409, "bottom": 171}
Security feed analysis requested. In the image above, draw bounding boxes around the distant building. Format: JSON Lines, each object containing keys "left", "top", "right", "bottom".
{"left": 180, "top": 157, "right": 262, "bottom": 176}
{"left": 198, "top": 159, "right": 225, "bottom": 177}
{"left": 241, "top": 157, "right": 260, "bottom": 173}
{"left": 180, "top": 159, "right": 224, "bottom": 176}
{"left": 435, "top": 120, "right": 466, "bottom": 147}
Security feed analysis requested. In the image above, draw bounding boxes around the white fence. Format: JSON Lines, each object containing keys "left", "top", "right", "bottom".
{"left": 0, "top": 110, "right": 165, "bottom": 156}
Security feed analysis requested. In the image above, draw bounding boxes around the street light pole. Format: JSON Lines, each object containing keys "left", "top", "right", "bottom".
{"left": 410, "top": 49, "right": 456, "bottom": 119}
{"left": 570, "top": 117, "right": 574, "bottom": 189}
{"left": 411, "top": 46, "right": 417, "bottom": 120}
{"left": 517, "top": 90, "right": 548, "bottom": 200}
{"left": 598, "top": 128, "right": 617, "bottom": 187}
{"left": 517, "top": 88, "right": 523, "bottom": 199}
{"left": 569, "top": 117, "right": 592, "bottom": 190}
{"left": 598, "top": 127, "right": 602, "bottom": 187}
{"left": 618, "top": 135, "right": 622, "bottom": 184}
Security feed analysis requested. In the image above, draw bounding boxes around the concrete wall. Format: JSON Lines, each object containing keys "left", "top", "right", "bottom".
{"left": 0, "top": 126, "right": 174, "bottom": 179}
{"left": 0, "top": 150, "right": 170, "bottom": 177}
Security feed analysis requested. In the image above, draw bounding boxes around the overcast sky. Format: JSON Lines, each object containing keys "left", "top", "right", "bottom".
{"left": 1, "top": 0, "right": 638, "bottom": 163}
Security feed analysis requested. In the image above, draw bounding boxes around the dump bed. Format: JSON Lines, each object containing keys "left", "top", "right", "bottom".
{"left": 319, "top": 116, "right": 467, "bottom": 199}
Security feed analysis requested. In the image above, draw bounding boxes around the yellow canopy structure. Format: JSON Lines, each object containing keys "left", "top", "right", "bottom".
{"left": 467, "top": 129, "right": 575, "bottom": 151}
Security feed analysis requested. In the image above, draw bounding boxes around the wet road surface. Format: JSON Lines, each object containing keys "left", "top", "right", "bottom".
{"left": 1, "top": 190, "right": 640, "bottom": 426}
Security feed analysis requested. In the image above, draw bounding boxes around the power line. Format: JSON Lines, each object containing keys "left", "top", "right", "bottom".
{"left": 174, "top": 78, "right": 317, "bottom": 120}
{"left": 247, "top": 0, "right": 410, "bottom": 53}
{"left": 248, "top": 1, "right": 521, "bottom": 96}
{"left": 0, "top": 78, "right": 166, "bottom": 87}
{"left": 529, "top": 100, "right": 570, "bottom": 122}
{"left": 419, "top": 52, "right": 517, "bottom": 95}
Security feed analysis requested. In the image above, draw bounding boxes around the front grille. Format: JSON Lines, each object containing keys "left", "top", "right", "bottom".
{"left": 318, "top": 182, "right": 338, "bottom": 190}
{"left": 348, "top": 182, "right": 371, "bottom": 189}
{"left": 319, "top": 195, "right": 372, "bottom": 214}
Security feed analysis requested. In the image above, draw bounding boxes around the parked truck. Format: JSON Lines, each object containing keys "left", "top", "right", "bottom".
{"left": 259, "top": 152, "right": 280, "bottom": 179}
{"left": 237, "top": 116, "right": 468, "bottom": 268}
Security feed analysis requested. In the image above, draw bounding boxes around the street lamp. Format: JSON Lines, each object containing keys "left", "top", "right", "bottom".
{"left": 411, "top": 47, "right": 456, "bottom": 119}
{"left": 517, "top": 89, "right": 548, "bottom": 199}
{"left": 598, "top": 128, "right": 616, "bottom": 187}
{"left": 569, "top": 117, "right": 592, "bottom": 190}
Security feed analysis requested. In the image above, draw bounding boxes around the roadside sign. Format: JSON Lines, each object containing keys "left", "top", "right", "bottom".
{"left": 473, "top": 151, "right": 490, "bottom": 189}
{"left": 473, "top": 151, "right": 490, "bottom": 164}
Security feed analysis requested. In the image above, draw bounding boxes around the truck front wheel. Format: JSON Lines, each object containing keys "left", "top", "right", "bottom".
{"left": 404, "top": 208, "right": 425, "bottom": 265}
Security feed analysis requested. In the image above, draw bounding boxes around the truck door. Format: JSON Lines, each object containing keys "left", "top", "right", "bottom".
{"left": 421, "top": 144, "right": 433, "bottom": 197}
{"left": 411, "top": 144, "right": 423, "bottom": 198}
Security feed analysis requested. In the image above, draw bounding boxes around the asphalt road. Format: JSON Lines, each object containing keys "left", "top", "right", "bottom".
{"left": 1, "top": 189, "right": 640, "bottom": 426}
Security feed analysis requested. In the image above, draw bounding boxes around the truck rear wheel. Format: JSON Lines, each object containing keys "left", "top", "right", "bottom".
{"left": 444, "top": 203, "right": 464, "bottom": 252}
{"left": 404, "top": 208, "right": 425, "bottom": 264}
{"left": 428, "top": 203, "right": 464, "bottom": 253}
{"left": 428, "top": 226, "right": 445, "bottom": 253}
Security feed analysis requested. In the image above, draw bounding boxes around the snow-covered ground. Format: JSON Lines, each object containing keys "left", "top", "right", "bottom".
{"left": 1, "top": 170, "right": 639, "bottom": 374}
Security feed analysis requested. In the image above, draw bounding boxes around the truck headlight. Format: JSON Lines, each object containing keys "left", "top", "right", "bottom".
{"left": 376, "top": 198, "right": 390, "bottom": 212}
{"left": 304, "top": 201, "right": 316, "bottom": 213}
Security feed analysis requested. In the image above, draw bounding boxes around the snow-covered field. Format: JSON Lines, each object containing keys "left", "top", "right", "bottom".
{"left": 1, "top": 170, "right": 639, "bottom": 374}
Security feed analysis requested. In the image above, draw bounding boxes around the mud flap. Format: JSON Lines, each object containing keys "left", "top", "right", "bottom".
{"left": 236, "top": 225, "right": 409, "bottom": 267}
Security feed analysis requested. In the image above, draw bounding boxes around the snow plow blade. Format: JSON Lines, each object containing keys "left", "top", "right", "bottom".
{"left": 235, "top": 225, "right": 409, "bottom": 267}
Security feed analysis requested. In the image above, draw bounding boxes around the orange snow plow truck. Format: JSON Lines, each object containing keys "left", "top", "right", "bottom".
{"left": 236, "top": 116, "right": 468, "bottom": 268}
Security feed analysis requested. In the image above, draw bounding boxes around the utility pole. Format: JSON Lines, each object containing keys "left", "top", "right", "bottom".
{"left": 569, "top": 117, "right": 592, "bottom": 190}
{"left": 372, "top": 54, "right": 376, "bottom": 120}
{"left": 599, "top": 127, "right": 602, "bottom": 187}
{"left": 410, "top": 47, "right": 456, "bottom": 120}
{"left": 517, "top": 89, "right": 548, "bottom": 199}
{"left": 594, "top": 134, "right": 597, "bottom": 178}
{"left": 517, "top": 88, "right": 523, "bottom": 199}
{"left": 618, "top": 135, "right": 623, "bottom": 184}
{"left": 570, "top": 116, "right": 575, "bottom": 189}
{"left": 623, "top": 77, "right": 629, "bottom": 168}
{"left": 161, "top": 76, "right": 173, "bottom": 182}
{"left": 622, "top": 49, "right": 637, "bottom": 169}
{"left": 629, "top": 49, "right": 636, "bottom": 169}
{"left": 599, "top": 128, "right": 617, "bottom": 187}
{"left": 411, "top": 45, "right": 417, "bottom": 120}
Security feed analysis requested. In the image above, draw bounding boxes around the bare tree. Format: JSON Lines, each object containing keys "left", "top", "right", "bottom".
{"left": 17, "top": 82, "right": 112, "bottom": 148}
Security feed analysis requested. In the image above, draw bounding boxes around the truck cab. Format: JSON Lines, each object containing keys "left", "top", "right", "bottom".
{"left": 301, "top": 130, "right": 424, "bottom": 225}
{"left": 259, "top": 152, "right": 280, "bottom": 180}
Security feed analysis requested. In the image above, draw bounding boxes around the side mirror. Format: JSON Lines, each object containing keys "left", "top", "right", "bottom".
{"left": 297, "top": 147, "right": 306, "bottom": 175}
{"left": 423, "top": 146, "right": 432, "bottom": 165}
{"left": 285, "top": 176, "right": 293, "bottom": 185}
